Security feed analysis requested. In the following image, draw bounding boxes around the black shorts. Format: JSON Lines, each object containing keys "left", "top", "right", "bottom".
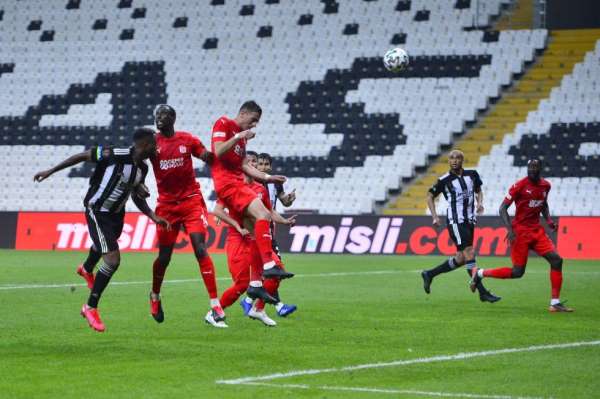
{"left": 447, "top": 223, "right": 474, "bottom": 251}
{"left": 85, "top": 208, "right": 125, "bottom": 254}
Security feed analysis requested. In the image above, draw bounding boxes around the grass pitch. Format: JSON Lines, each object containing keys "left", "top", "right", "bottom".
{"left": 1, "top": 249, "right": 599, "bottom": 398}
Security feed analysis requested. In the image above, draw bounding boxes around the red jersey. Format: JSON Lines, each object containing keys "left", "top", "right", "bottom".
{"left": 210, "top": 116, "right": 245, "bottom": 191}
{"left": 503, "top": 177, "right": 551, "bottom": 229}
{"left": 220, "top": 180, "right": 271, "bottom": 242}
{"left": 151, "top": 131, "right": 207, "bottom": 203}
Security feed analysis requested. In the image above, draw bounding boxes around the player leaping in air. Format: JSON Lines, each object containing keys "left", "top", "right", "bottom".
{"left": 211, "top": 101, "right": 293, "bottom": 304}
{"left": 214, "top": 151, "right": 296, "bottom": 326}
{"left": 469, "top": 159, "right": 573, "bottom": 312}
{"left": 148, "top": 104, "right": 227, "bottom": 328}
{"left": 34, "top": 128, "right": 170, "bottom": 332}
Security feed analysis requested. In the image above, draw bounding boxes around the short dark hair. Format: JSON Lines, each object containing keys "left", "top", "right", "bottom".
{"left": 258, "top": 152, "right": 272, "bottom": 164}
{"left": 133, "top": 127, "right": 156, "bottom": 142}
{"left": 154, "top": 104, "right": 176, "bottom": 119}
{"left": 239, "top": 100, "right": 262, "bottom": 115}
{"left": 246, "top": 150, "right": 258, "bottom": 158}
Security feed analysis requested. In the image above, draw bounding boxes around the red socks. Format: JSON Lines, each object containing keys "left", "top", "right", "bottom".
{"left": 254, "top": 219, "right": 274, "bottom": 267}
{"left": 550, "top": 269, "right": 563, "bottom": 299}
{"left": 483, "top": 267, "right": 513, "bottom": 279}
{"left": 152, "top": 258, "right": 167, "bottom": 294}
{"left": 198, "top": 256, "right": 218, "bottom": 299}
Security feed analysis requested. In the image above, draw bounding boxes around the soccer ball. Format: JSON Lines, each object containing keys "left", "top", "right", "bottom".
{"left": 383, "top": 47, "right": 409, "bottom": 73}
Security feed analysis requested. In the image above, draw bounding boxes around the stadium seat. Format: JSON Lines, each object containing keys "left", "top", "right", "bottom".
{"left": 0, "top": 0, "right": 552, "bottom": 214}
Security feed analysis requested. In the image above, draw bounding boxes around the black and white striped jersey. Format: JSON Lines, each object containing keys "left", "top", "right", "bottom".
{"left": 265, "top": 182, "right": 286, "bottom": 211}
{"left": 429, "top": 169, "right": 482, "bottom": 225}
{"left": 84, "top": 146, "right": 148, "bottom": 213}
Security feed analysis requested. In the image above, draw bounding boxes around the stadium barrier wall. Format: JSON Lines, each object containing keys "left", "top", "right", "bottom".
{"left": 3, "top": 212, "right": 599, "bottom": 260}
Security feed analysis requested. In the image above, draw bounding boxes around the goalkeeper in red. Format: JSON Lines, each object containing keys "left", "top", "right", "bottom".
{"left": 469, "top": 159, "right": 573, "bottom": 312}
{"left": 211, "top": 101, "right": 293, "bottom": 303}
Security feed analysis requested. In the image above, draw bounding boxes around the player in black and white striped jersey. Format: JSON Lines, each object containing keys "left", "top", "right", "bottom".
{"left": 421, "top": 150, "right": 500, "bottom": 303}
{"left": 34, "top": 128, "right": 170, "bottom": 332}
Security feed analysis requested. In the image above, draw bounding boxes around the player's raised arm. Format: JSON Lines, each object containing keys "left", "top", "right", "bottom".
{"left": 278, "top": 188, "right": 296, "bottom": 207}
{"left": 242, "top": 158, "right": 286, "bottom": 184}
{"left": 213, "top": 130, "right": 254, "bottom": 158}
{"left": 271, "top": 209, "right": 296, "bottom": 226}
{"left": 33, "top": 149, "right": 92, "bottom": 182}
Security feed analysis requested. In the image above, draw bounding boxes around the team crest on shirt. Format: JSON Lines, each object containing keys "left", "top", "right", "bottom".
{"left": 179, "top": 145, "right": 186, "bottom": 154}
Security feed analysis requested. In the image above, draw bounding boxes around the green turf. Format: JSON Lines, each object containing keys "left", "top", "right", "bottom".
{"left": 1, "top": 249, "right": 598, "bottom": 398}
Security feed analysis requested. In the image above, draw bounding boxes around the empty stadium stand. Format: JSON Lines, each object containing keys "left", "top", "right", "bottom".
{"left": 2, "top": 0, "right": 587, "bottom": 217}
{"left": 388, "top": 28, "right": 600, "bottom": 216}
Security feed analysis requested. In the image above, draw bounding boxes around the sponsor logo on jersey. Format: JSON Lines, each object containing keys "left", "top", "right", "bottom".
{"left": 528, "top": 199, "right": 544, "bottom": 208}
{"left": 159, "top": 157, "right": 184, "bottom": 170}
{"left": 213, "top": 132, "right": 226, "bottom": 138}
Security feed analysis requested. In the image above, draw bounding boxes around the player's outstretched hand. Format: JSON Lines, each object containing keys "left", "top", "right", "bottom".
{"left": 238, "top": 130, "right": 256, "bottom": 140}
{"left": 153, "top": 216, "right": 171, "bottom": 231}
{"left": 284, "top": 189, "right": 297, "bottom": 203}
{"left": 547, "top": 219, "right": 557, "bottom": 232}
{"left": 284, "top": 215, "right": 297, "bottom": 227}
{"left": 135, "top": 183, "right": 150, "bottom": 199}
{"left": 33, "top": 170, "right": 52, "bottom": 182}
{"left": 432, "top": 215, "right": 441, "bottom": 227}
{"left": 238, "top": 227, "right": 250, "bottom": 237}
{"left": 268, "top": 175, "right": 287, "bottom": 184}
{"left": 477, "top": 204, "right": 484, "bottom": 215}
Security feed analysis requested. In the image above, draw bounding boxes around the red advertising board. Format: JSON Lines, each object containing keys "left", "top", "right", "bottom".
{"left": 15, "top": 212, "right": 228, "bottom": 253}
{"left": 556, "top": 217, "right": 600, "bottom": 259}
{"left": 7, "top": 212, "right": 600, "bottom": 260}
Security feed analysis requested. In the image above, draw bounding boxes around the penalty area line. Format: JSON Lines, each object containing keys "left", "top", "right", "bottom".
{"left": 216, "top": 339, "right": 600, "bottom": 385}
{"left": 239, "top": 382, "right": 544, "bottom": 399}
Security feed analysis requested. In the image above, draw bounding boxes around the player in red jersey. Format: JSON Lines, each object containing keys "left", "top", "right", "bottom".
{"left": 211, "top": 101, "right": 293, "bottom": 303}
{"left": 149, "top": 104, "right": 227, "bottom": 328}
{"left": 469, "top": 159, "right": 573, "bottom": 312}
{"left": 214, "top": 152, "right": 296, "bottom": 326}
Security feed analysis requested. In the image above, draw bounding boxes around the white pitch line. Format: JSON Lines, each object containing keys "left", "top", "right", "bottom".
{"left": 0, "top": 269, "right": 404, "bottom": 291}
{"left": 216, "top": 340, "right": 600, "bottom": 385}
{"left": 242, "top": 382, "right": 543, "bottom": 399}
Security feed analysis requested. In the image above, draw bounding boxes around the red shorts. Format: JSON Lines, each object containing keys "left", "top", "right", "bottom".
{"left": 226, "top": 237, "right": 262, "bottom": 283}
{"left": 510, "top": 226, "right": 555, "bottom": 266}
{"left": 217, "top": 182, "right": 259, "bottom": 216}
{"left": 155, "top": 195, "right": 209, "bottom": 246}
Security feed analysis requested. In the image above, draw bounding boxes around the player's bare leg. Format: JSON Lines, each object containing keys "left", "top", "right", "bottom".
{"left": 150, "top": 245, "right": 173, "bottom": 323}
{"left": 81, "top": 250, "right": 121, "bottom": 332}
{"left": 245, "top": 197, "right": 293, "bottom": 279}
{"left": 544, "top": 252, "right": 573, "bottom": 312}
{"left": 188, "top": 233, "right": 227, "bottom": 327}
